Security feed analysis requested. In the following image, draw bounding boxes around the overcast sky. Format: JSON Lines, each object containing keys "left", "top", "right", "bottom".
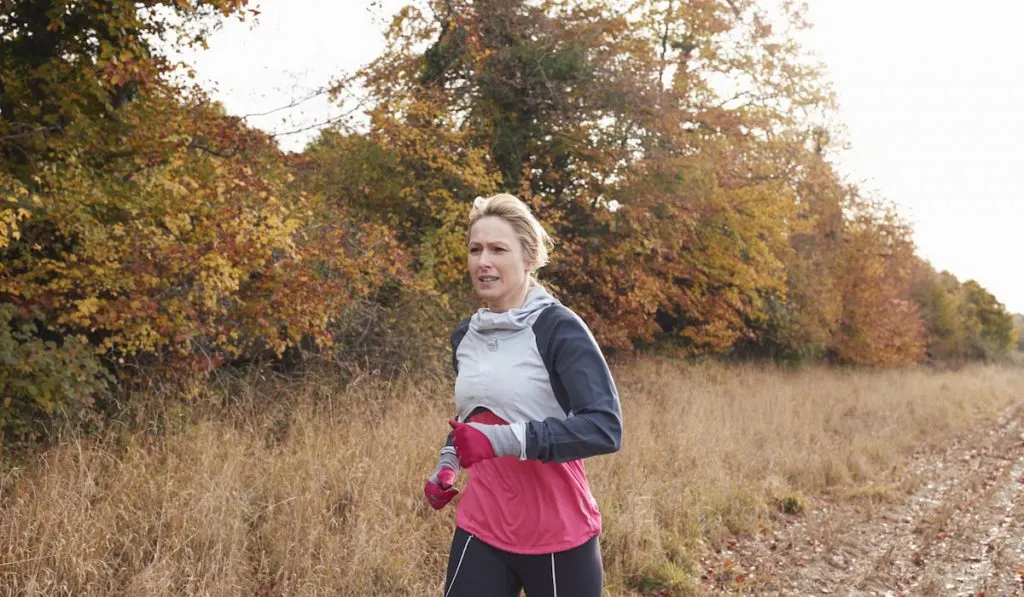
{"left": 178, "top": 0, "right": 1023, "bottom": 313}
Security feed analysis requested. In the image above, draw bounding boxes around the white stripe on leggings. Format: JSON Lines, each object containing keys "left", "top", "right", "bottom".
{"left": 444, "top": 534, "right": 473, "bottom": 597}
{"left": 551, "top": 553, "right": 558, "bottom": 597}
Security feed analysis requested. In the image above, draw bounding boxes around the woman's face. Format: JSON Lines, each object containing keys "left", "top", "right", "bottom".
{"left": 468, "top": 216, "right": 531, "bottom": 312}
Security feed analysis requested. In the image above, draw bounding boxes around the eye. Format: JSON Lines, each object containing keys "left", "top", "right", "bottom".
{"left": 469, "top": 246, "right": 482, "bottom": 254}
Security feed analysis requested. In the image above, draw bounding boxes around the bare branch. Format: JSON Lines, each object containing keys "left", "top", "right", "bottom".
{"left": 188, "top": 137, "right": 236, "bottom": 158}
{"left": 268, "top": 100, "right": 368, "bottom": 139}
{"left": 238, "top": 87, "right": 331, "bottom": 120}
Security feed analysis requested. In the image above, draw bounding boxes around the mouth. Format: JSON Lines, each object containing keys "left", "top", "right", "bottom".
{"left": 478, "top": 275, "right": 499, "bottom": 284}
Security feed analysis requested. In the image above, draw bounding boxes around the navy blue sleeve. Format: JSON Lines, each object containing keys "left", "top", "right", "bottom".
{"left": 450, "top": 317, "right": 471, "bottom": 375}
{"left": 444, "top": 317, "right": 472, "bottom": 449}
{"left": 525, "top": 306, "right": 623, "bottom": 463}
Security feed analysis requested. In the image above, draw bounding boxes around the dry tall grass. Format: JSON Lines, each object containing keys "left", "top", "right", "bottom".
{"left": 1, "top": 359, "right": 1022, "bottom": 596}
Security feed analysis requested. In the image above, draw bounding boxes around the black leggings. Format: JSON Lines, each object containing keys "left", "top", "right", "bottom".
{"left": 443, "top": 527, "right": 603, "bottom": 597}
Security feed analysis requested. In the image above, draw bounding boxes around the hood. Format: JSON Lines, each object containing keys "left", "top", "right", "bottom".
{"left": 470, "top": 285, "right": 559, "bottom": 332}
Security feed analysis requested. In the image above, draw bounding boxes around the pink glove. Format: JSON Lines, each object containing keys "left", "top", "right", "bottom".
{"left": 424, "top": 467, "right": 458, "bottom": 509}
{"left": 423, "top": 447, "right": 460, "bottom": 510}
{"left": 449, "top": 419, "right": 497, "bottom": 468}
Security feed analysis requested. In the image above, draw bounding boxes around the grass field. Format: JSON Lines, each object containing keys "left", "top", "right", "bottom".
{"left": 2, "top": 358, "right": 1022, "bottom": 596}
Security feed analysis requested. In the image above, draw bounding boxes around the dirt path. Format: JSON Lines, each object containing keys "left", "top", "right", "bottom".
{"left": 698, "top": 404, "right": 1024, "bottom": 596}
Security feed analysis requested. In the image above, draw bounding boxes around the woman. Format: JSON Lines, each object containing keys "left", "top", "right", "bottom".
{"left": 423, "top": 193, "right": 623, "bottom": 597}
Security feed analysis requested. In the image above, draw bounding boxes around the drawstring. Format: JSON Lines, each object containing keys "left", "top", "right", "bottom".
{"left": 444, "top": 534, "right": 473, "bottom": 597}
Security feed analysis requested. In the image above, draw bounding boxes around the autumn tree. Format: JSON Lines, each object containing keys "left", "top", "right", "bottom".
{"left": 1, "top": 0, "right": 251, "bottom": 441}
{"left": 830, "top": 194, "right": 926, "bottom": 366}
{"left": 909, "top": 259, "right": 1017, "bottom": 362}
{"left": 297, "top": 103, "right": 498, "bottom": 299}
{"left": 961, "top": 280, "right": 1015, "bottom": 359}
{"left": 331, "top": 0, "right": 839, "bottom": 353}
{"left": 293, "top": 108, "right": 499, "bottom": 360}
{"left": 748, "top": 138, "right": 846, "bottom": 361}
{"left": 0, "top": 1, "right": 409, "bottom": 444}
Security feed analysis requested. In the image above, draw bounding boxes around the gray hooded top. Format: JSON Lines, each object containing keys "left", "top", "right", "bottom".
{"left": 447, "top": 285, "right": 622, "bottom": 463}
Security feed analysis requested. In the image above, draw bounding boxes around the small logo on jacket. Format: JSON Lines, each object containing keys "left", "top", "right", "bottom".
{"left": 486, "top": 336, "right": 499, "bottom": 351}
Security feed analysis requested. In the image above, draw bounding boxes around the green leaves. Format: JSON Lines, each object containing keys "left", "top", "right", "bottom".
{"left": 910, "top": 264, "right": 1017, "bottom": 362}
{"left": 0, "top": 303, "right": 111, "bottom": 445}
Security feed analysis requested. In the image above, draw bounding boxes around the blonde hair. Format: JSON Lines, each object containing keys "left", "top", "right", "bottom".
{"left": 468, "top": 193, "right": 554, "bottom": 278}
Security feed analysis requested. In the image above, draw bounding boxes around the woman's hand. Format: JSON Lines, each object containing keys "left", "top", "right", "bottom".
{"left": 449, "top": 419, "right": 524, "bottom": 467}
{"left": 423, "top": 446, "right": 460, "bottom": 510}
{"left": 423, "top": 466, "right": 459, "bottom": 509}
{"left": 448, "top": 420, "right": 497, "bottom": 467}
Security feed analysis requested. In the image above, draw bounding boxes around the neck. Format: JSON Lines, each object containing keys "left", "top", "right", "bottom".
{"left": 488, "top": 280, "right": 533, "bottom": 313}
